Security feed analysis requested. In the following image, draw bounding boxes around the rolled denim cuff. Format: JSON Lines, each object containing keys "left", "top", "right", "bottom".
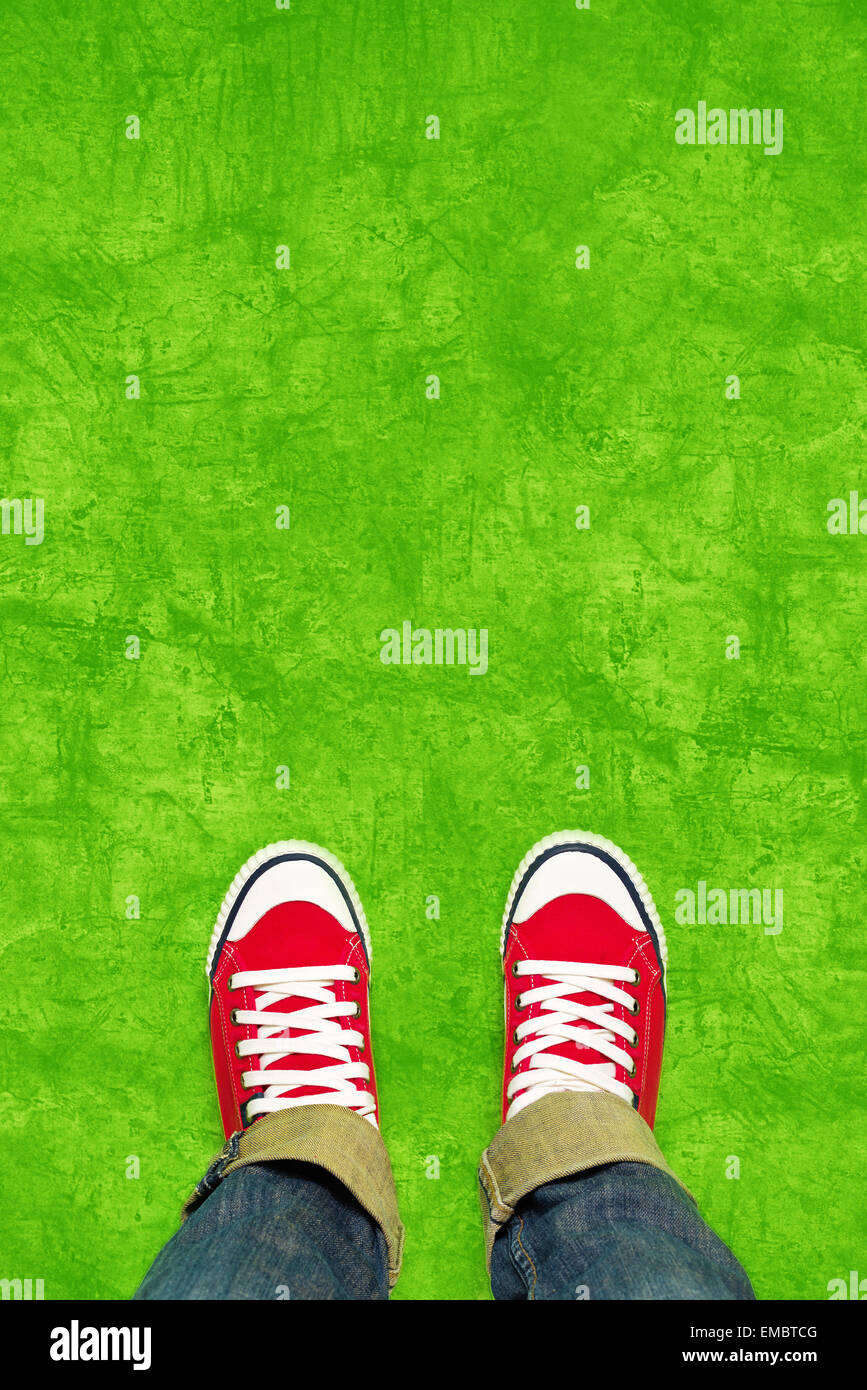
{"left": 183, "top": 1106, "right": 405, "bottom": 1289}
{"left": 478, "top": 1090, "right": 693, "bottom": 1270}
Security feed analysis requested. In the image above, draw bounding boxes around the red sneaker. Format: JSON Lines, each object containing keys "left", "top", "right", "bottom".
{"left": 206, "top": 841, "right": 379, "bottom": 1137}
{"left": 500, "top": 832, "right": 668, "bottom": 1128}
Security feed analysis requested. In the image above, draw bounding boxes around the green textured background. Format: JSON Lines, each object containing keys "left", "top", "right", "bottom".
{"left": 1, "top": 0, "right": 865, "bottom": 1301}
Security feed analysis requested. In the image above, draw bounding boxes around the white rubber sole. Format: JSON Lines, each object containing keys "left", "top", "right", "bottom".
{"left": 499, "top": 829, "right": 668, "bottom": 978}
{"left": 205, "top": 839, "right": 372, "bottom": 979}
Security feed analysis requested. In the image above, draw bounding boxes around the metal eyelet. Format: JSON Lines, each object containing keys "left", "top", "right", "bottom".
{"left": 630, "top": 1031, "right": 639, "bottom": 1048}
{"left": 514, "top": 994, "right": 527, "bottom": 1011}
{"left": 512, "top": 962, "right": 520, "bottom": 977}
{"left": 351, "top": 968, "right": 361, "bottom": 984}
{"left": 628, "top": 997, "right": 641, "bottom": 1016}
{"left": 353, "top": 1002, "right": 361, "bottom": 1018}
{"left": 627, "top": 1060, "right": 637, "bottom": 1078}
{"left": 511, "top": 1060, "right": 518, "bottom": 1072}
{"left": 234, "top": 1042, "right": 242, "bottom": 1058}
{"left": 513, "top": 1029, "right": 521, "bottom": 1045}
{"left": 230, "top": 1009, "right": 240, "bottom": 1024}
{"left": 632, "top": 969, "right": 641, "bottom": 985}
{"left": 228, "top": 975, "right": 238, "bottom": 991}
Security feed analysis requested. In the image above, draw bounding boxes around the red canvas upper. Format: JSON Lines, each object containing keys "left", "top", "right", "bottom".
{"left": 210, "top": 899, "right": 377, "bottom": 1138}
{"left": 502, "top": 892, "right": 665, "bottom": 1127}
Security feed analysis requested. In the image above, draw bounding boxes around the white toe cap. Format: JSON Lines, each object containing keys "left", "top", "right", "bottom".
{"left": 511, "top": 846, "right": 647, "bottom": 933}
{"left": 227, "top": 855, "right": 358, "bottom": 942}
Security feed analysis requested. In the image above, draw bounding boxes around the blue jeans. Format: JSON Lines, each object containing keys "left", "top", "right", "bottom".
{"left": 134, "top": 1158, "right": 754, "bottom": 1301}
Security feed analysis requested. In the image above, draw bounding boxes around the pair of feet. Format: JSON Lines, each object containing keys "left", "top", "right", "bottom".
{"left": 206, "top": 832, "right": 668, "bottom": 1138}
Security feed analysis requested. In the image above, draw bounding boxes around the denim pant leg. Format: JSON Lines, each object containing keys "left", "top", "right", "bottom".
{"left": 490, "top": 1160, "right": 755, "bottom": 1301}
{"left": 134, "top": 1160, "right": 389, "bottom": 1301}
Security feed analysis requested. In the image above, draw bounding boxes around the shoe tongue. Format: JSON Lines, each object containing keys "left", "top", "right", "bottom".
{"left": 253, "top": 985, "right": 345, "bottom": 1097}
{"left": 531, "top": 979, "right": 619, "bottom": 1077}
{"left": 516, "top": 894, "right": 634, "bottom": 1076}
{"left": 235, "top": 901, "right": 364, "bottom": 1107}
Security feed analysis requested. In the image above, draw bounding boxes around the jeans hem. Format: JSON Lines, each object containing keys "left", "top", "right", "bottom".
{"left": 183, "top": 1107, "right": 404, "bottom": 1289}
{"left": 478, "top": 1090, "right": 692, "bottom": 1270}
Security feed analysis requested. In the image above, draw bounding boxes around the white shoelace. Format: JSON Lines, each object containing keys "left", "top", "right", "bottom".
{"left": 229, "top": 965, "right": 376, "bottom": 1125}
{"left": 506, "top": 959, "right": 640, "bottom": 1121}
